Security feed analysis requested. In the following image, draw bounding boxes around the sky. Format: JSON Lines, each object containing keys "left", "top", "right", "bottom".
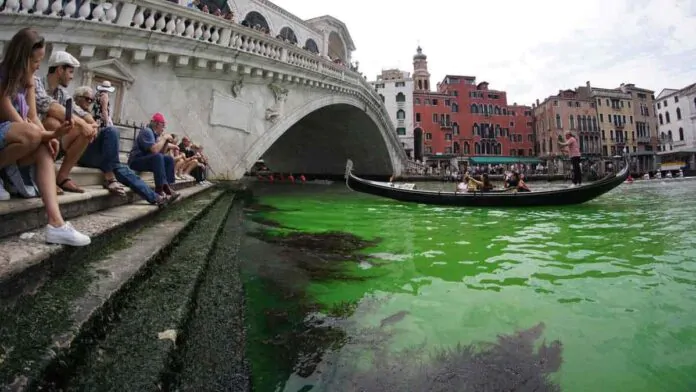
{"left": 268, "top": 0, "right": 696, "bottom": 106}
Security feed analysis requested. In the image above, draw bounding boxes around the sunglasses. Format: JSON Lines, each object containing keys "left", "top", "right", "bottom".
{"left": 80, "top": 96, "right": 94, "bottom": 103}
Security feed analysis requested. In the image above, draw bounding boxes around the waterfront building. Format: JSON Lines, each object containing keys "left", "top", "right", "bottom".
{"left": 411, "top": 47, "right": 536, "bottom": 167}
{"left": 370, "top": 69, "right": 415, "bottom": 158}
{"left": 532, "top": 88, "right": 600, "bottom": 160}
{"left": 655, "top": 83, "right": 696, "bottom": 171}
{"left": 620, "top": 83, "right": 659, "bottom": 173}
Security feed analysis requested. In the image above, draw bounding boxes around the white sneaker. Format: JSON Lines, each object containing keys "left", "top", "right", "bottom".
{"left": 45, "top": 222, "right": 91, "bottom": 246}
{"left": 568, "top": 184, "right": 577, "bottom": 188}
{"left": 0, "top": 178, "right": 10, "bottom": 201}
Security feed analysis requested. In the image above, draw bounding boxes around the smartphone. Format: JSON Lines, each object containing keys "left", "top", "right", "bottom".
{"left": 64, "top": 98, "right": 73, "bottom": 122}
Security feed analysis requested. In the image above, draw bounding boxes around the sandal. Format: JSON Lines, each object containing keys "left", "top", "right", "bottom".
{"left": 103, "top": 179, "right": 127, "bottom": 197}
{"left": 57, "top": 178, "right": 85, "bottom": 194}
{"left": 56, "top": 187, "right": 64, "bottom": 195}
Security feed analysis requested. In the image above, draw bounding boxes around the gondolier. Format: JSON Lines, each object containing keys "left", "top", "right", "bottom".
{"left": 558, "top": 131, "right": 582, "bottom": 187}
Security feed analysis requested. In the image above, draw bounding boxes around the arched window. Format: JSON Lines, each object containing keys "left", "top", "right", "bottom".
{"left": 396, "top": 109, "right": 405, "bottom": 119}
{"left": 478, "top": 104, "right": 484, "bottom": 113}
{"left": 475, "top": 142, "right": 481, "bottom": 154}
{"left": 666, "top": 112, "right": 671, "bottom": 123}
{"left": 592, "top": 117, "right": 598, "bottom": 131}
{"left": 473, "top": 123, "right": 479, "bottom": 136}
{"left": 453, "top": 123, "right": 460, "bottom": 135}
{"left": 453, "top": 142, "right": 460, "bottom": 154}
{"left": 304, "top": 39, "right": 319, "bottom": 54}
{"left": 679, "top": 127, "right": 684, "bottom": 140}
{"left": 418, "top": 80, "right": 423, "bottom": 90}
{"left": 668, "top": 130, "right": 673, "bottom": 140}
{"left": 451, "top": 103, "right": 459, "bottom": 113}
{"left": 488, "top": 104, "right": 493, "bottom": 114}
{"left": 676, "top": 107, "right": 682, "bottom": 120}
{"left": 243, "top": 11, "right": 270, "bottom": 31}
{"left": 278, "top": 27, "right": 298, "bottom": 44}
{"left": 464, "top": 142, "right": 470, "bottom": 155}
{"left": 471, "top": 104, "right": 478, "bottom": 113}
{"left": 658, "top": 113, "right": 663, "bottom": 124}
{"left": 396, "top": 92, "right": 406, "bottom": 102}
{"left": 555, "top": 114, "right": 561, "bottom": 129}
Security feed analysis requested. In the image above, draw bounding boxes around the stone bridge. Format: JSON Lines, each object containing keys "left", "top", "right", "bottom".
{"left": 0, "top": 0, "right": 411, "bottom": 179}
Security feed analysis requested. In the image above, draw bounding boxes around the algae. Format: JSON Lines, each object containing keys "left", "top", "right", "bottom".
{"left": 51, "top": 193, "right": 236, "bottom": 391}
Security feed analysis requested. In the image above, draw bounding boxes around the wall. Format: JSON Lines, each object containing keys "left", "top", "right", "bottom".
{"left": 374, "top": 79, "right": 415, "bottom": 155}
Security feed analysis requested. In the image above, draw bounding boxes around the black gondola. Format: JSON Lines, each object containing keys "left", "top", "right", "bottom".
{"left": 345, "top": 159, "right": 629, "bottom": 207}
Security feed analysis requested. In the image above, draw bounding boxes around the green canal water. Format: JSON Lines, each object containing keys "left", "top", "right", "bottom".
{"left": 242, "top": 179, "right": 696, "bottom": 392}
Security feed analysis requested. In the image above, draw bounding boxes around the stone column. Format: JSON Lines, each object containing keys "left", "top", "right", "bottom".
{"left": 322, "top": 31, "right": 329, "bottom": 58}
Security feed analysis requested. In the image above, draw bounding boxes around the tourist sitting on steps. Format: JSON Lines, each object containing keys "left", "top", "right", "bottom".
{"left": 34, "top": 50, "right": 98, "bottom": 194}
{"left": 0, "top": 28, "right": 90, "bottom": 246}
{"left": 128, "top": 113, "right": 180, "bottom": 202}
{"left": 43, "top": 51, "right": 125, "bottom": 196}
{"left": 72, "top": 86, "right": 172, "bottom": 207}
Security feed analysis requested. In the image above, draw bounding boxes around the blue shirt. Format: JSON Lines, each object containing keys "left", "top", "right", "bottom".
{"left": 129, "top": 126, "right": 158, "bottom": 162}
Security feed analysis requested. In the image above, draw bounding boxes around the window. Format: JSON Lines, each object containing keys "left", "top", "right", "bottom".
{"left": 396, "top": 92, "right": 406, "bottom": 102}
{"left": 553, "top": 100, "right": 558, "bottom": 106}
{"left": 663, "top": 100, "right": 668, "bottom": 107}
{"left": 657, "top": 102, "right": 661, "bottom": 109}
{"left": 432, "top": 99, "right": 439, "bottom": 105}
{"left": 570, "top": 115, "right": 575, "bottom": 129}
{"left": 555, "top": 114, "right": 562, "bottom": 129}
{"left": 666, "top": 112, "right": 671, "bottom": 123}
{"left": 395, "top": 82, "right": 405, "bottom": 87}
{"left": 415, "top": 113, "right": 421, "bottom": 122}
{"left": 445, "top": 147, "right": 452, "bottom": 154}
{"left": 451, "top": 103, "right": 459, "bottom": 113}
{"left": 432, "top": 113, "right": 438, "bottom": 122}
{"left": 659, "top": 113, "right": 663, "bottom": 125}
{"left": 453, "top": 123, "right": 460, "bottom": 135}
{"left": 415, "top": 98, "right": 421, "bottom": 105}
{"left": 425, "top": 133, "right": 432, "bottom": 140}
{"left": 396, "top": 110, "right": 405, "bottom": 120}
{"left": 396, "top": 127, "right": 406, "bottom": 135}
{"left": 679, "top": 127, "right": 684, "bottom": 140}
{"left": 425, "top": 99, "right": 431, "bottom": 105}
{"left": 471, "top": 104, "right": 479, "bottom": 113}
{"left": 675, "top": 96, "right": 679, "bottom": 103}
{"left": 599, "top": 113, "right": 604, "bottom": 122}
{"left": 676, "top": 108, "right": 682, "bottom": 120}
{"left": 445, "top": 134, "right": 452, "bottom": 141}
{"left": 445, "top": 99, "right": 450, "bottom": 106}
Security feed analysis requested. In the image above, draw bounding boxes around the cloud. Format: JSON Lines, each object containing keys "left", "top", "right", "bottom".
{"left": 266, "top": 0, "right": 696, "bottom": 104}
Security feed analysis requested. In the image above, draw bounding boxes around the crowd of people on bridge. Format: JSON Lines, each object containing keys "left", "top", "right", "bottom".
{"left": 0, "top": 28, "right": 210, "bottom": 247}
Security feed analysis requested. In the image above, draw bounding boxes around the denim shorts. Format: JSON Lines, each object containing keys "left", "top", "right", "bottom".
{"left": 0, "top": 121, "right": 11, "bottom": 151}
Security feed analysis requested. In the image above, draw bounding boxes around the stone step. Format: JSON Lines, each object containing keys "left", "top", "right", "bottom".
{"left": 0, "top": 176, "right": 198, "bottom": 240}
{"left": 38, "top": 192, "right": 238, "bottom": 391}
{"left": 0, "top": 185, "right": 223, "bottom": 391}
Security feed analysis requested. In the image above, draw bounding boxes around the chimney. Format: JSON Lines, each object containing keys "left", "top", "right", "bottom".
{"left": 586, "top": 81, "right": 591, "bottom": 88}
{"left": 536, "top": 99, "right": 540, "bottom": 106}
{"left": 514, "top": 102, "right": 517, "bottom": 106}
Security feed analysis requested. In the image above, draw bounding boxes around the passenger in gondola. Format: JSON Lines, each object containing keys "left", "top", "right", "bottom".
{"left": 462, "top": 173, "right": 494, "bottom": 192}
{"left": 505, "top": 172, "right": 530, "bottom": 192}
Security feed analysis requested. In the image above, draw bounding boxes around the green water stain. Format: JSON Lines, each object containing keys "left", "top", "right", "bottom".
{"left": 243, "top": 181, "right": 696, "bottom": 392}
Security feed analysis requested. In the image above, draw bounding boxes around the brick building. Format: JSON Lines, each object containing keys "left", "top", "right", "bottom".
{"left": 411, "top": 47, "right": 536, "bottom": 167}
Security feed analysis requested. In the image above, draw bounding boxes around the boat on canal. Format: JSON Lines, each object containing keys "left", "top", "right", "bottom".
{"left": 345, "top": 159, "right": 629, "bottom": 207}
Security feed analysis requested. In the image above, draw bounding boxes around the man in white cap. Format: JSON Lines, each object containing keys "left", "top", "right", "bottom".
{"left": 34, "top": 50, "right": 97, "bottom": 193}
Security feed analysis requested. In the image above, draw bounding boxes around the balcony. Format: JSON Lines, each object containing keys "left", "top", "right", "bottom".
{"left": 440, "top": 122, "right": 452, "bottom": 130}
{"left": 637, "top": 136, "right": 652, "bottom": 144}
{"left": 614, "top": 123, "right": 624, "bottom": 129}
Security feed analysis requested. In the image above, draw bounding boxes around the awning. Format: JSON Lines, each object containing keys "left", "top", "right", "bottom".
{"left": 468, "top": 156, "right": 541, "bottom": 165}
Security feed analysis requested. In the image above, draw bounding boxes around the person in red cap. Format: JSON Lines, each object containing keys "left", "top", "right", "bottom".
{"left": 127, "top": 113, "right": 180, "bottom": 201}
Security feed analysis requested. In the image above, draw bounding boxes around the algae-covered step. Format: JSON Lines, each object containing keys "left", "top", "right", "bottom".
{"left": 0, "top": 187, "right": 222, "bottom": 391}
{"left": 50, "top": 193, "right": 237, "bottom": 392}
{"left": 170, "top": 203, "right": 250, "bottom": 392}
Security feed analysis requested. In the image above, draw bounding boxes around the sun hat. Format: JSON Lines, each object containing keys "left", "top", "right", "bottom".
{"left": 48, "top": 51, "right": 80, "bottom": 68}
{"left": 96, "top": 80, "right": 116, "bottom": 93}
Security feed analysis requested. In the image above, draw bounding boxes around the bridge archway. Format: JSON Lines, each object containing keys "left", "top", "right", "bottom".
{"left": 240, "top": 95, "right": 399, "bottom": 177}
{"left": 243, "top": 11, "right": 270, "bottom": 31}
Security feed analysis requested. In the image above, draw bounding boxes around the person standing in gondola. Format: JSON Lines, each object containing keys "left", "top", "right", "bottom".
{"left": 558, "top": 131, "right": 582, "bottom": 187}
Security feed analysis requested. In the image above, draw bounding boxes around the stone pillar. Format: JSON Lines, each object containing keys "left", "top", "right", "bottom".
{"left": 322, "top": 31, "right": 329, "bottom": 58}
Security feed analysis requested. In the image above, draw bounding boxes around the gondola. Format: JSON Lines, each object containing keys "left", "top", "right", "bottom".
{"left": 344, "top": 159, "right": 629, "bottom": 207}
